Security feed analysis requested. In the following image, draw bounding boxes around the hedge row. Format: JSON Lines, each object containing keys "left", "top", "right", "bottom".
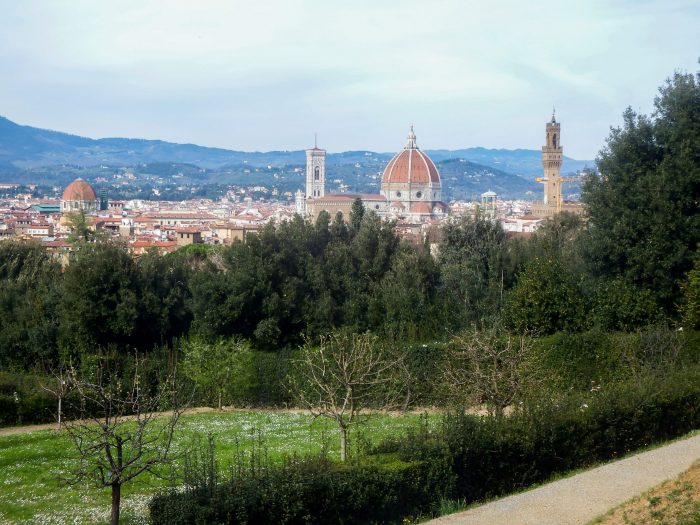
{"left": 386, "top": 366, "right": 700, "bottom": 503}
{"left": 0, "top": 372, "right": 65, "bottom": 426}
{"left": 150, "top": 456, "right": 446, "bottom": 525}
{"left": 151, "top": 366, "right": 700, "bottom": 524}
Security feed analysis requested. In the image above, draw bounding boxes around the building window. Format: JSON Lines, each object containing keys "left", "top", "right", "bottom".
{"left": 416, "top": 191, "right": 422, "bottom": 198}
{"left": 553, "top": 134, "right": 557, "bottom": 148}
{"left": 375, "top": 205, "right": 379, "bottom": 210}
{"left": 396, "top": 191, "right": 402, "bottom": 198}
{"left": 314, "top": 167, "right": 320, "bottom": 180}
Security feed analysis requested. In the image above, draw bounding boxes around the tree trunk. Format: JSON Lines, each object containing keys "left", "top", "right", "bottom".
{"left": 339, "top": 425, "right": 348, "bottom": 462}
{"left": 111, "top": 482, "right": 121, "bottom": 525}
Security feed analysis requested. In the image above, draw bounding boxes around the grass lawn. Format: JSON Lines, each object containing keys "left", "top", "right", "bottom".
{"left": 0, "top": 409, "right": 435, "bottom": 524}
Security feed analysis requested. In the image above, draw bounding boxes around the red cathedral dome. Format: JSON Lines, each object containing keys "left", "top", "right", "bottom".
{"left": 381, "top": 127, "right": 441, "bottom": 185}
{"left": 62, "top": 178, "right": 97, "bottom": 201}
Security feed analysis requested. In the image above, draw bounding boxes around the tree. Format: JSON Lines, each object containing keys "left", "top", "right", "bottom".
{"left": 58, "top": 243, "right": 141, "bottom": 358}
{"left": 62, "top": 358, "right": 185, "bottom": 525}
{"left": 679, "top": 253, "right": 700, "bottom": 330}
{"left": 379, "top": 245, "right": 440, "bottom": 341}
{"left": 589, "top": 277, "right": 663, "bottom": 331}
{"left": 290, "top": 332, "right": 404, "bottom": 461}
{"left": 349, "top": 197, "right": 365, "bottom": 233}
{"left": 0, "top": 241, "right": 61, "bottom": 368}
{"left": 65, "top": 210, "right": 92, "bottom": 242}
{"left": 180, "top": 337, "right": 252, "bottom": 409}
{"left": 583, "top": 68, "right": 700, "bottom": 312}
{"left": 437, "top": 216, "right": 508, "bottom": 327}
{"left": 504, "top": 255, "right": 586, "bottom": 335}
{"left": 526, "top": 212, "right": 586, "bottom": 273}
{"left": 136, "top": 250, "right": 192, "bottom": 349}
{"left": 442, "top": 328, "right": 532, "bottom": 416}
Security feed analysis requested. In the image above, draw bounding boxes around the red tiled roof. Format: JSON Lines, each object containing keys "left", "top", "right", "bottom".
{"left": 143, "top": 212, "right": 216, "bottom": 219}
{"left": 62, "top": 179, "right": 97, "bottom": 201}
{"left": 410, "top": 201, "right": 432, "bottom": 214}
{"left": 132, "top": 240, "right": 178, "bottom": 249}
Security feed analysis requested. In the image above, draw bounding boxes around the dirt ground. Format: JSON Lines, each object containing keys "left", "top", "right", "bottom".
{"left": 593, "top": 461, "right": 700, "bottom": 525}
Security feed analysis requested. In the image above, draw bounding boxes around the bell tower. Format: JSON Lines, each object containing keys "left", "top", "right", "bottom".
{"left": 541, "top": 110, "right": 563, "bottom": 207}
{"left": 306, "top": 135, "right": 326, "bottom": 199}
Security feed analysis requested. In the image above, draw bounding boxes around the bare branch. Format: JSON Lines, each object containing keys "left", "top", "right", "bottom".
{"left": 290, "top": 332, "right": 406, "bottom": 461}
{"left": 58, "top": 358, "right": 186, "bottom": 525}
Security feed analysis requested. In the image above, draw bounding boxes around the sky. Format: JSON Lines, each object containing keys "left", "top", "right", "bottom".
{"left": 0, "top": 0, "right": 698, "bottom": 159}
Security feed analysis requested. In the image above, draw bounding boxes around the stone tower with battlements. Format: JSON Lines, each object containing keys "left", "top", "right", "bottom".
{"left": 541, "top": 111, "right": 563, "bottom": 207}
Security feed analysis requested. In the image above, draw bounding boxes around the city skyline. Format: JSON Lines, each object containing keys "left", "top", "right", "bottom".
{"left": 1, "top": 0, "right": 698, "bottom": 159}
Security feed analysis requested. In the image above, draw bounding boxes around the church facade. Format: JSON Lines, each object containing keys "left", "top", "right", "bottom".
{"left": 297, "top": 127, "right": 448, "bottom": 223}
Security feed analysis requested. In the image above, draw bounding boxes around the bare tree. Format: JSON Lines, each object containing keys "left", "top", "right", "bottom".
{"left": 61, "top": 358, "right": 185, "bottom": 525}
{"left": 290, "top": 332, "right": 405, "bottom": 461}
{"left": 443, "top": 328, "right": 531, "bottom": 416}
{"left": 41, "top": 367, "right": 71, "bottom": 430}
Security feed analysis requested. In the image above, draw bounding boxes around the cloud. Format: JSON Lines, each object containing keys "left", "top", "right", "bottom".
{"left": 0, "top": 0, "right": 698, "bottom": 157}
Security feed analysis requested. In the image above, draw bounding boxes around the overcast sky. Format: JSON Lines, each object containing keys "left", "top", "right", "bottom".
{"left": 1, "top": 0, "right": 698, "bottom": 159}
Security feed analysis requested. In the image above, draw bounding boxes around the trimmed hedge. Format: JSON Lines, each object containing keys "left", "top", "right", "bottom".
{"left": 0, "top": 371, "right": 107, "bottom": 427}
{"left": 150, "top": 457, "right": 448, "bottom": 525}
{"left": 0, "top": 372, "right": 58, "bottom": 426}
{"left": 389, "top": 366, "right": 700, "bottom": 502}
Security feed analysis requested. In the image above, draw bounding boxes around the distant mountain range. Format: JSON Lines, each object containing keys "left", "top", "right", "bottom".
{"left": 0, "top": 115, "right": 594, "bottom": 199}
{"left": 0, "top": 116, "right": 593, "bottom": 173}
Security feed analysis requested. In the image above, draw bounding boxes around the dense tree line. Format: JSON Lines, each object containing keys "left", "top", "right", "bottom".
{"left": 0, "top": 68, "right": 698, "bottom": 374}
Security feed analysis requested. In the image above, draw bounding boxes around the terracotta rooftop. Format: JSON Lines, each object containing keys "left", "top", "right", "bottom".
{"left": 382, "top": 128, "right": 440, "bottom": 185}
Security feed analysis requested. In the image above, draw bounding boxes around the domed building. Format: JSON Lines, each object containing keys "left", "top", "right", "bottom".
{"left": 380, "top": 126, "right": 448, "bottom": 221}
{"left": 61, "top": 178, "right": 99, "bottom": 213}
{"left": 302, "top": 127, "right": 448, "bottom": 223}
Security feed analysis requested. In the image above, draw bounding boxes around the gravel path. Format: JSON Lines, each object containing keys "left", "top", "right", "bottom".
{"left": 427, "top": 432, "right": 700, "bottom": 525}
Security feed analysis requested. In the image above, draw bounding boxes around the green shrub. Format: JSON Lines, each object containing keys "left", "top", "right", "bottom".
{"left": 150, "top": 456, "right": 445, "bottom": 525}
{"left": 17, "top": 392, "right": 55, "bottom": 424}
{"left": 525, "top": 328, "right": 698, "bottom": 395}
{"left": 590, "top": 278, "right": 663, "bottom": 331}
{"left": 0, "top": 373, "right": 55, "bottom": 426}
{"left": 0, "top": 395, "right": 18, "bottom": 426}
{"left": 398, "top": 366, "right": 700, "bottom": 503}
{"left": 504, "top": 256, "right": 587, "bottom": 334}
{"left": 527, "top": 329, "right": 622, "bottom": 392}
{"left": 246, "top": 349, "right": 293, "bottom": 406}
{"left": 399, "top": 342, "right": 452, "bottom": 407}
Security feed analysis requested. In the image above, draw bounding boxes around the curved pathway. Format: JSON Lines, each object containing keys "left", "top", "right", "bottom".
{"left": 428, "top": 433, "right": 700, "bottom": 525}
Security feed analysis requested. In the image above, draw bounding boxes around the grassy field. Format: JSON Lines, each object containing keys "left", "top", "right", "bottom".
{"left": 0, "top": 410, "right": 435, "bottom": 524}
{"left": 590, "top": 460, "right": 700, "bottom": 525}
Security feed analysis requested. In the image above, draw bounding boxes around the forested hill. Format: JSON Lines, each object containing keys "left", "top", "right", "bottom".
{"left": 0, "top": 116, "right": 592, "bottom": 176}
